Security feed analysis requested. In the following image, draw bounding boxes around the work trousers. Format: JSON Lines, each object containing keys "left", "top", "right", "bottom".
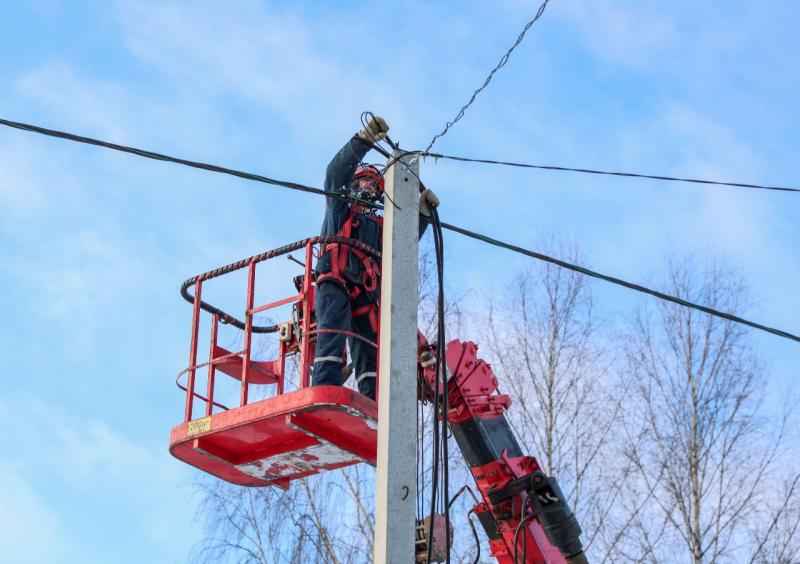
{"left": 312, "top": 281, "right": 377, "bottom": 400}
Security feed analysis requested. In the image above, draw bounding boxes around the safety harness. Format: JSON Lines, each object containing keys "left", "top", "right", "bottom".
{"left": 316, "top": 204, "right": 382, "bottom": 333}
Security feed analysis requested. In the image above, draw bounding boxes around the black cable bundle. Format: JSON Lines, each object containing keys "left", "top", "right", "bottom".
{"left": 425, "top": 204, "right": 451, "bottom": 563}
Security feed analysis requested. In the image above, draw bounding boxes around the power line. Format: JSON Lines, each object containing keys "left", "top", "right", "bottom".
{"left": 437, "top": 220, "right": 800, "bottom": 343}
{"left": 389, "top": 151, "right": 800, "bottom": 343}
{"left": 424, "top": 0, "right": 551, "bottom": 153}
{"left": 2, "top": 116, "right": 798, "bottom": 344}
{"left": 422, "top": 151, "right": 800, "bottom": 193}
{"left": 0, "top": 117, "right": 379, "bottom": 208}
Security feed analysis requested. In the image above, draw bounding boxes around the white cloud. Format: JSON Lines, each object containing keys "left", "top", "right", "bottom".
{"left": 112, "top": 0, "right": 427, "bottom": 148}
{"left": 555, "top": 1, "right": 678, "bottom": 68}
{"left": 0, "top": 394, "right": 201, "bottom": 561}
{"left": 4, "top": 228, "right": 149, "bottom": 346}
{"left": 116, "top": 1, "right": 365, "bottom": 117}
{"left": 0, "top": 139, "right": 50, "bottom": 217}
{"left": 16, "top": 61, "right": 134, "bottom": 140}
{"left": 4, "top": 394, "right": 167, "bottom": 485}
{"left": 584, "top": 100, "right": 800, "bottom": 332}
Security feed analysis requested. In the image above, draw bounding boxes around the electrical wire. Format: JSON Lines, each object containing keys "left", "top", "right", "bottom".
{"left": 356, "top": 113, "right": 403, "bottom": 209}
{"left": 422, "top": 151, "right": 800, "bottom": 193}
{"left": 436, "top": 219, "right": 800, "bottom": 343}
{"left": 466, "top": 510, "right": 481, "bottom": 564}
{"left": 0, "top": 117, "right": 382, "bottom": 210}
{"left": 384, "top": 148, "right": 800, "bottom": 344}
{"left": 447, "top": 486, "right": 482, "bottom": 563}
{"left": 431, "top": 204, "right": 451, "bottom": 562}
{"left": 3, "top": 116, "right": 798, "bottom": 344}
{"left": 513, "top": 494, "right": 535, "bottom": 564}
{"left": 417, "top": 392, "right": 424, "bottom": 522}
{"left": 513, "top": 516, "right": 536, "bottom": 564}
{"left": 425, "top": 206, "right": 444, "bottom": 563}
{"left": 425, "top": 0, "right": 551, "bottom": 153}
{"left": 514, "top": 513, "right": 533, "bottom": 564}
{"left": 447, "top": 484, "right": 481, "bottom": 509}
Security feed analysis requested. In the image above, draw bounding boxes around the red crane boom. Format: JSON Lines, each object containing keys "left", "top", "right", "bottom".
{"left": 169, "top": 237, "right": 587, "bottom": 563}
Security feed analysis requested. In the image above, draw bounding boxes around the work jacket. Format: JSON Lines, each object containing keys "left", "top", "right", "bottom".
{"left": 315, "top": 136, "right": 428, "bottom": 293}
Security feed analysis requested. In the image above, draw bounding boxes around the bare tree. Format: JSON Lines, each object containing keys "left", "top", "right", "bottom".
{"left": 484, "top": 240, "right": 603, "bottom": 475}
{"left": 191, "top": 478, "right": 292, "bottom": 563}
{"left": 611, "top": 257, "right": 799, "bottom": 563}
{"left": 481, "top": 238, "right": 633, "bottom": 561}
{"left": 749, "top": 472, "right": 800, "bottom": 564}
{"left": 190, "top": 243, "right": 798, "bottom": 564}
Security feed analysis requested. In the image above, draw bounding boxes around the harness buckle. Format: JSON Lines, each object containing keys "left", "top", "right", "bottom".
{"left": 362, "top": 257, "right": 379, "bottom": 293}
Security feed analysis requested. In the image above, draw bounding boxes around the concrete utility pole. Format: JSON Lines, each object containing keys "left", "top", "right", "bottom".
{"left": 374, "top": 149, "right": 420, "bottom": 563}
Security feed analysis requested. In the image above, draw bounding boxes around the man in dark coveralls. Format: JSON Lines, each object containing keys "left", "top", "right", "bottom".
{"left": 312, "top": 115, "right": 439, "bottom": 400}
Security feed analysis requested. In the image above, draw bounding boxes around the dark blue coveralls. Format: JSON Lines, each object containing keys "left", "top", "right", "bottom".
{"left": 312, "top": 136, "right": 427, "bottom": 400}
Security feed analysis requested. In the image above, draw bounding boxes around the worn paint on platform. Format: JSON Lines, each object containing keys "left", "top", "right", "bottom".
{"left": 338, "top": 404, "right": 378, "bottom": 430}
{"left": 235, "top": 442, "right": 359, "bottom": 481}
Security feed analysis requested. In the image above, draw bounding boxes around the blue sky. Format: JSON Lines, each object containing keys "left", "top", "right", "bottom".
{"left": 1, "top": 1, "right": 798, "bottom": 562}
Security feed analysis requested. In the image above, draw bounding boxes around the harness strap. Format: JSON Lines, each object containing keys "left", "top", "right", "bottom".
{"left": 318, "top": 204, "right": 381, "bottom": 296}
{"left": 352, "top": 302, "right": 380, "bottom": 334}
{"left": 336, "top": 207, "right": 356, "bottom": 278}
{"left": 350, "top": 247, "right": 379, "bottom": 293}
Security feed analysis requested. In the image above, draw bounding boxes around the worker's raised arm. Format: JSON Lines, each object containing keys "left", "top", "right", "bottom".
{"left": 325, "top": 116, "right": 389, "bottom": 194}
{"left": 324, "top": 137, "right": 370, "bottom": 197}
{"left": 322, "top": 116, "right": 390, "bottom": 229}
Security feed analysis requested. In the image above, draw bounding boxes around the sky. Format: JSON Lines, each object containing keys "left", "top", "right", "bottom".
{"left": 0, "top": 1, "right": 798, "bottom": 562}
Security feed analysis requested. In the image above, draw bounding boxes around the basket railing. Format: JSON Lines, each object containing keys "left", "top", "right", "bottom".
{"left": 177, "top": 236, "right": 381, "bottom": 422}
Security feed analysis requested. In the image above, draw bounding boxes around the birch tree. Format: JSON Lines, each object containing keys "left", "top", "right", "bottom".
{"left": 611, "top": 258, "right": 799, "bottom": 563}
{"left": 482, "top": 238, "right": 630, "bottom": 560}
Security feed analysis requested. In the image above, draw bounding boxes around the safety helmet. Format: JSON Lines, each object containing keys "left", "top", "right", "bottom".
{"left": 351, "top": 165, "right": 385, "bottom": 200}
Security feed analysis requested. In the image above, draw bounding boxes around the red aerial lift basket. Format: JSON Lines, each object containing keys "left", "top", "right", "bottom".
{"left": 169, "top": 236, "right": 381, "bottom": 488}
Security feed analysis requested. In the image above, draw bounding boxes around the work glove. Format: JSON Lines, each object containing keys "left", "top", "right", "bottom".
{"left": 356, "top": 115, "right": 390, "bottom": 144}
{"left": 419, "top": 188, "right": 440, "bottom": 217}
{"left": 419, "top": 350, "right": 436, "bottom": 368}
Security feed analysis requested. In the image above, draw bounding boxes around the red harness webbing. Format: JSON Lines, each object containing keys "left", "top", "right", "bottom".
{"left": 317, "top": 205, "right": 382, "bottom": 332}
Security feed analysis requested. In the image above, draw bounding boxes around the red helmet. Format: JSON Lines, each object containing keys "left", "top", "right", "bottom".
{"left": 352, "top": 165, "right": 384, "bottom": 197}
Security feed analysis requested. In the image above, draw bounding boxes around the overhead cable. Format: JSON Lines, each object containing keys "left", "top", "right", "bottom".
{"left": 2, "top": 116, "right": 798, "bottom": 344}
{"left": 438, "top": 220, "right": 800, "bottom": 343}
{"left": 0, "top": 117, "right": 380, "bottom": 209}
{"left": 425, "top": 0, "right": 551, "bottom": 153}
{"left": 422, "top": 151, "right": 800, "bottom": 193}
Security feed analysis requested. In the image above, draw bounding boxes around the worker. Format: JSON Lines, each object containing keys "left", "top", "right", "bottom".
{"left": 312, "top": 115, "right": 439, "bottom": 400}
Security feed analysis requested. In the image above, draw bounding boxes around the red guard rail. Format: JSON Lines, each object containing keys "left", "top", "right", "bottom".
{"left": 177, "top": 236, "right": 381, "bottom": 423}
